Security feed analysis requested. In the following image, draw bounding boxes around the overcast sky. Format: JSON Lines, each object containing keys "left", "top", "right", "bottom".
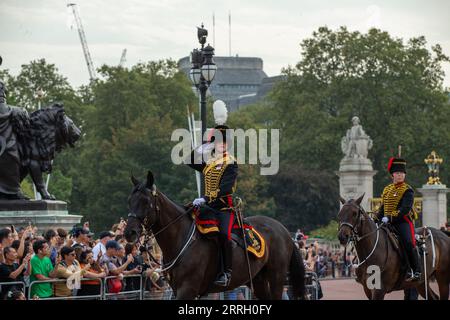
{"left": 1, "top": 0, "right": 449, "bottom": 88}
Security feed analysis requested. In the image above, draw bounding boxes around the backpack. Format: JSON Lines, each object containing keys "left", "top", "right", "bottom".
{"left": 107, "top": 277, "right": 123, "bottom": 294}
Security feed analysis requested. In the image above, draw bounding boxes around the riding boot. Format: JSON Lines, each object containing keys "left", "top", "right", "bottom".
{"left": 411, "top": 249, "right": 422, "bottom": 280}
{"left": 214, "top": 240, "right": 232, "bottom": 287}
{"left": 405, "top": 247, "right": 421, "bottom": 282}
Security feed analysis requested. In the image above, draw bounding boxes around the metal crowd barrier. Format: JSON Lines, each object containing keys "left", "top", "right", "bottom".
{"left": 28, "top": 278, "right": 103, "bottom": 300}
{"left": 7, "top": 272, "right": 319, "bottom": 300}
{"left": 0, "top": 281, "right": 26, "bottom": 299}
{"left": 103, "top": 275, "right": 142, "bottom": 300}
{"left": 304, "top": 271, "right": 319, "bottom": 300}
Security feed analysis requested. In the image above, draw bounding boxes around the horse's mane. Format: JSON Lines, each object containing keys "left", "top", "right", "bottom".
{"left": 163, "top": 193, "right": 189, "bottom": 214}
{"left": 133, "top": 183, "right": 188, "bottom": 214}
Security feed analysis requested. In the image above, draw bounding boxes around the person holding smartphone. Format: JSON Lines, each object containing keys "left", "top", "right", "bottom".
{"left": 0, "top": 247, "right": 31, "bottom": 299}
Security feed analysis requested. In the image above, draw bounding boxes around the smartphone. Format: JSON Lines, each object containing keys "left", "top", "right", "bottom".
{"left": 10, "top": 225, "right": 15, "bottom": 233}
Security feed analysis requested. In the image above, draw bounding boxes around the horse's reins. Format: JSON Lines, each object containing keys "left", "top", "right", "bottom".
{"left": 339, "top": 202, "right": 382, "bottom": 268}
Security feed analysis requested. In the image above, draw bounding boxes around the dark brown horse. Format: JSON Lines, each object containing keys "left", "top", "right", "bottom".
{"left": 337, "top": 194, "right": 450, "bottom": 300}
{"left": 124, "top": 171, "right": 306, "bottom": 300}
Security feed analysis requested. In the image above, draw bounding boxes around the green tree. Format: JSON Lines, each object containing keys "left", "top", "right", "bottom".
{"left": 5, "top": 59, "right": 76, "bottom": 112}
{"left": 268, "top": 164, "right": 339, "bottom": 232}
{"left": 227, "top": 103, "right": 277, "bottom": 218}
{"left": 266, "top": 27, "right": 450, "bottom": 230}
{"left": 309, "top": 220, "right": 339, "bottom": 241}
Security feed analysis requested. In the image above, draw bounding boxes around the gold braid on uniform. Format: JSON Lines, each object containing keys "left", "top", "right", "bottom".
{"left": 202, "top": 155, "right": 235, "bottom": 201}
{"left": 381, "top": 183, "right": 411, "bottom": 217}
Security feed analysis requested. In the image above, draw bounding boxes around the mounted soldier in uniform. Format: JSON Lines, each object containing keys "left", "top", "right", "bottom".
{"left": 376, "top": 157, "right": 421, "bottom": 282}
{"left": 187, "top": 124, "right": 238, "bottom": 287}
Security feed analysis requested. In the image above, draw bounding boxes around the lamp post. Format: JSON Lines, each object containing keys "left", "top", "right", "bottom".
{"left": 189, "top": 24, "right": 217, "bottom": 194}
{"left": 189, "top": 23, "right": 217, "bottom": 145}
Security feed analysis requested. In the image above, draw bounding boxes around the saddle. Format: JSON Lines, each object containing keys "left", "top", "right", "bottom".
{"left": 380, "top": 223, "right": 401, "bottom": 251}
{"left": 379, "top": 223, "right": 411, "bottom": 275}
{"left": 188, "top": 204, "right": 266, "bottom": 258}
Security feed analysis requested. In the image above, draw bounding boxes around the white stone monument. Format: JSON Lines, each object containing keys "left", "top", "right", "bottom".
{"left": 417, "top": 151, "right": 448, "bottom": 229}
{"left": 336, "top": 116, "right": 376, "bottom": 210}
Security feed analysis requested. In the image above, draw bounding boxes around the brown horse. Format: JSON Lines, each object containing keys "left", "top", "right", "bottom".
{"left": 124, "top": 171, "right": 306, "bottom": 300}
{"left": 337, "top": 194, "right": 450, "bottom": 300}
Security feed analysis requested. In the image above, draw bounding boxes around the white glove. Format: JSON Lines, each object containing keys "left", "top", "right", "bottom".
{"left": 196, "top": 143, "right": 214, "bottom": 154}
{"left": 193, "top": 197, "right": 206, "bottom": 207}
{"left": 381, "top": 217, "right": 389, "bottom": 224}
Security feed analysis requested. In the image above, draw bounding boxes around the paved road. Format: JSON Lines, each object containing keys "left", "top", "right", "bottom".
{"left": 320, "top": 278, "right": 440, "bottom": 300}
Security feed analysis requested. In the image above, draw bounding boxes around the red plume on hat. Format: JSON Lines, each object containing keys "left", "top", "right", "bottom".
{"left": 387, "top": 157, "right": 395, "bottom": 173}
{"left": 387, "top": 157, "right": 407, "bottom": 174}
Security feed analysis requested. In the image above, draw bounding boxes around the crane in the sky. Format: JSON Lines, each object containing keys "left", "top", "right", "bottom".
{"left": 67, "top": 3, "right": 96, "bottom": 81}
{"left": 119, "top": 48, "right": 127, "bottom": 67}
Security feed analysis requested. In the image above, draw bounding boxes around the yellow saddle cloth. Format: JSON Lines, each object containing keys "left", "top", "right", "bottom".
{"left": 192, "top": 208, "right": 266, "bottom": 258}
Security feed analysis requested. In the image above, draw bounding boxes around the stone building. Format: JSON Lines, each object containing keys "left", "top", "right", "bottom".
{"left": 178, "top": 55, "right": 283, "bottom": 111}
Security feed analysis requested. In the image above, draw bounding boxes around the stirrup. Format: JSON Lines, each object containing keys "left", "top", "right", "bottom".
{"left": 405, "top": 270, "right": 421, "bottom": 282}
{"left": 214, "top": 272, "right": 231, "bottom": 287}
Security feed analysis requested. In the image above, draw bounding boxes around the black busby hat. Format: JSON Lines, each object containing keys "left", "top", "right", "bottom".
{"left": 388, "top": 157, "right": 407, "bottom": 174}
{"left": 208, "top": 125, "right": 230, "bottom": 144}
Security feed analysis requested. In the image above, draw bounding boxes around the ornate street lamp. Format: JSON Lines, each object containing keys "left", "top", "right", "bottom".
{"left": 189, "top": 23, "right": 217, "bottom": 194}
{"left": 201, "top": 45, "right": 217, "bottom": 84}
{"left": 189, "top": 49, "right": 202, "bottom": 86}
{"left": 189, "top": 23, "right": 217, "bottom": 145}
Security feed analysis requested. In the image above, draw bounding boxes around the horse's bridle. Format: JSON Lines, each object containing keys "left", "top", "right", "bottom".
{"left": 127, "top": 186, "right": 174, "bottom": 245}
{"left": 127, "top": 186, "right": 196, "bottom": 270}
{"left": 338, "top": 202, "right": 365, "bottom": 241}
{"left": 338, "top": 201, "right": 382, "bottom": 268}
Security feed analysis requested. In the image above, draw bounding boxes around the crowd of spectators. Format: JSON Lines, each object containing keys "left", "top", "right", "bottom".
{"left": 294, "top": 229, "right": 356, "bottom": 279}
{"left": 294, "top": 220, "right": 450, "bottom": 279}
{"left": 0, "top": 220, "right": 168, "bottom": 300}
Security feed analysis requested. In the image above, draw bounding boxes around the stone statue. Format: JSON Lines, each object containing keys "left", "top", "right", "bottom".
{"left": 0, "top": 80, "right": 30, "bottom": 199}
{"left": 341, "top": 116, "right": 373, "bottom": 159}
{"left": 0, "top": 80, "right": 81, "bottom": 200}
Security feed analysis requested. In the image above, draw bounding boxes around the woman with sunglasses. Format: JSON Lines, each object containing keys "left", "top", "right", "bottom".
{"left": 54, "top": 246, "right": 90, "bottom": 297}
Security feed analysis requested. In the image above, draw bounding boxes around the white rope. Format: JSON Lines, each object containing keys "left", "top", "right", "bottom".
{"left": 353, "top": 227, "right": 380, "bottom": 268}
{"left": 158, "top": 221, "right": 196, "bottom": 273}
{"left": 428, "top": 228, "right": 436, "bottom": 268}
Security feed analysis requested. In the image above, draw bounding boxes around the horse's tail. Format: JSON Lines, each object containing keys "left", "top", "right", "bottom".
{"left": 289, "top": 242, "right": 306, "bottom": 300}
